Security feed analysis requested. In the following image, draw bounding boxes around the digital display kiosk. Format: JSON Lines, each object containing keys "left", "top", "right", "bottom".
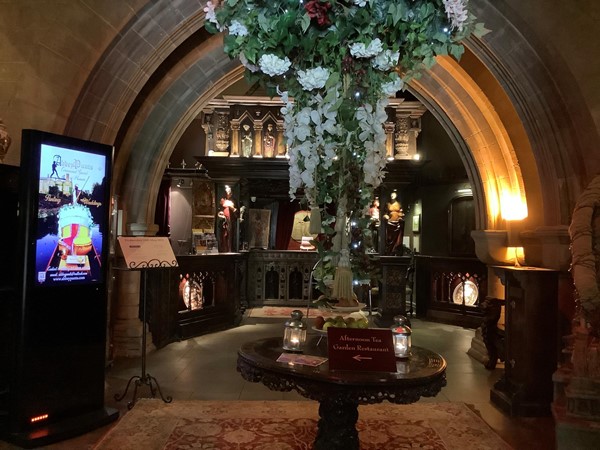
{"left": 2, "top": 130, "right": 118, "bottom": 447}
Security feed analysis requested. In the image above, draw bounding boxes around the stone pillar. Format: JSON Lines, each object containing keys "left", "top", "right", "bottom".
{"left": 230, "top": 121, "right": 240, "bottom": 157}
{"left": 384, "top": 122, "right": 395, "bottom": 159}
{"left": 112, "top": 222, "right": 159, "bottom": 358}
{"left": 276, "top": 122, "right": 286, "bottom": 157}
{"left": 388, "top": 101, "right": 426, "bottom": 159}
{"left": 253, "top": 123, "right": 263, "bottom": 157}
{"left": 394, "top": 115, "right": 410, "bottom": 158}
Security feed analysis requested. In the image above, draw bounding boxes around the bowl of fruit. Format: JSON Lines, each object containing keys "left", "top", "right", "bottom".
{"left": 312, "top": 313, "right": 369, "bottom": 335}
{"left": 311, "top": 294, "right": 366, "bottom": 313}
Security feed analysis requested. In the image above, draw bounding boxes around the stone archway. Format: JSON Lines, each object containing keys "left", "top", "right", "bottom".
{"left": 65, "top": 3, "right": 593, "bottom": 240}
{"left": 63, "top": 1, "right": 596, "bottom": 355}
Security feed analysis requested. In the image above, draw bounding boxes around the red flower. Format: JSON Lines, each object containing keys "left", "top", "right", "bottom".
{"left": 305, "top": 0, "right": 332, "bottom": 27}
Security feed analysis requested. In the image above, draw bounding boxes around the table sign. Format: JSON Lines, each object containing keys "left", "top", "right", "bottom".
{"left": 117, "top": 236, "right": 177, "bottom": 268}
{"left": 277, "top": 353, "right": 328, "bottom": 367}
{"left": 327, "top": 328, "right": 397, "bottom": 372}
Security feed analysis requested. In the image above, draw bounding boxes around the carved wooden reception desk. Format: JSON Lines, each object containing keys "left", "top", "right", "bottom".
{"left": 144, "top": 253, "right": 247, "bottom": 348}
{"left": 247, "top": 250, "right": 319, "bottom": 306}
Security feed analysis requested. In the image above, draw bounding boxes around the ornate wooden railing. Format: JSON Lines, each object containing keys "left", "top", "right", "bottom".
{"left": 414, "top": 255, "right": 487, "bottom": 328}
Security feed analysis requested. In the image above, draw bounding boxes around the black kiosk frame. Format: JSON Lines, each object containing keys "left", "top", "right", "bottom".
{"left": 1, "top": 130, "right": 118, "bottom": 447}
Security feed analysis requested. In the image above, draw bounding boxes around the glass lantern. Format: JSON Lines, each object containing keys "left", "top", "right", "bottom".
{"left": 282, "top": 310, "right": 307, "bottom": 352}
{"left": 391, "top": 315, "right": 412, "bottom": 359}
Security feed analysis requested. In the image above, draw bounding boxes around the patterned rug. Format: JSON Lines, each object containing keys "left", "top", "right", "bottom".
{"left": 247, "top": 306, "right": 338, "bottom": 319}
{"left": 94, "top": 400, "right": 511, "bottom": 450}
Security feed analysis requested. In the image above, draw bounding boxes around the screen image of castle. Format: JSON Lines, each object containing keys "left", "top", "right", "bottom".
{"left": 35, "top": 144, "right": 107, "bottom": 285}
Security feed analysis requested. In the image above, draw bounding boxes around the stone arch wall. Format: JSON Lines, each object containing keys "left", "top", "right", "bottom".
{"left": 59, "top": 1, "right": 599, "bottom": 248}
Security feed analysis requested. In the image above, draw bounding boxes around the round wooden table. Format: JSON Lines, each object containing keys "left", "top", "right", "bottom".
{"left": 237, "top": 336, "right": 447, "bottom": 450}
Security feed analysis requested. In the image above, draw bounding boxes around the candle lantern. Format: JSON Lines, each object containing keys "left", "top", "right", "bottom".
{"left": 391, "top": 315, "right": 412, "bottom": 359}
{"left": 282, "top": 309, "right": 307, "bottom": 352}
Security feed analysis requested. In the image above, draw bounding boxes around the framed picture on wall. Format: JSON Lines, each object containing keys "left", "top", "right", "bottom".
{"left": 248, "top": 208, "right": 271, "bottom": 249}
{"left": 412, "top": 214, "right": 421, "bottom": 233}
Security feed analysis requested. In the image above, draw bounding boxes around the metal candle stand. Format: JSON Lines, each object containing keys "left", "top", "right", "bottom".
{"left": 114, "top": 260, "right": 175, "bottom": 409}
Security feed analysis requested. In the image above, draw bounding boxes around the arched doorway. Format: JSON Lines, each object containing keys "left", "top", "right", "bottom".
{"left": 63, "top": 2, "right": 595, "bottom": 355}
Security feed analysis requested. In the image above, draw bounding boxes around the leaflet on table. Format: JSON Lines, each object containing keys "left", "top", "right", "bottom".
{"left": 277, "top": 353, "right": 328, "bottom": 367}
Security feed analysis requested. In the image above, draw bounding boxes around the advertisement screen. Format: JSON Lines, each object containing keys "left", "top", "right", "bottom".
{"left": 35, "top": 143, "right": 108, "bottom": 285}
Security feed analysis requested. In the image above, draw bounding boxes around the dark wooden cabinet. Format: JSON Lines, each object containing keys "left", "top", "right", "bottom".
{"left": 490, "top": 266, "right": 559, "bottom": 416}
{"left": 145, "top": 253, "right": 247, "bottom": 347}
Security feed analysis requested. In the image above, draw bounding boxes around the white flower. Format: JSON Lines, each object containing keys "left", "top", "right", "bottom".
{"left": 372, "top": 49, "right": 400, "bottom": 71}
{"left": 381, "top": 75, "right": 404, "bottom": 96}
{"left": 203, "top": 1, "right": 223, "bottom": 31}
{"left": 239, "top": 53, "right": 259, "bottom": 72}
{"left": 228, "top": 20, "right": 248, "bottom": 37}
{"left": 258, "top": 54, "right": 292, "bottom": 77}
{"left": 297, "top": 67, "right": 330, "bottom": 91}
{"left": 352, "top": 0, "right": 367, "bottom": 6}
{"left": 349, "top": 38, "right": 383, "bottom": 58}
{"left": 443, "top": 0, "right": 469, "bottom": 31}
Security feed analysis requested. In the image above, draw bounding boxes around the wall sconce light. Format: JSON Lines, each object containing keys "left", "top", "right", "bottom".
{"left": 282, "top": 310, "right": 307, "bottom": 352}
{"left": 176, "top": 179, "right": 184, "bottom": 188}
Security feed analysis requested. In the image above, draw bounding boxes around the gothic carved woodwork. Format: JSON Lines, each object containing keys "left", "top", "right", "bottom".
{"left": 230, "top": 121, "right": 240, "bottom": 156}
{"left": 384, "top": 121, "right": 395, "bottom": 159}
{"left": 201, "top": 98, "right": 425, "bottom": 161}
{"left": 490, "top": 266, "right": 559, "bottom": 416}
{"left": 389, "top": 102, "right": 426, "bottom": 160}
{"left": 215, "top": 111, "right": 231, "bottom": 152}
{"left": 247, "top": 250, "right": 318, "bottom": 305}
{"left": 253, "top": 122, "right": 263, "bottom": 157}
{"left": 395, "top": 115, "right": 410, "bottom": 157}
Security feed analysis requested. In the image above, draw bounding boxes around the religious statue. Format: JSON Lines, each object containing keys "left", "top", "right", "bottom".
{"left": 368, "top": 197, "right": 380, "bottom": 252}
{"left": 263, "top": 123, "right": 276, "bottom": 157}
{"left": 241, "top": 124, "right": 253, "bottom": 157}
{"left": 218, "top": 185, "right": 237, "bottom": 253}
{"left": 383, "top": 191, "right": 405, "bottom": 255}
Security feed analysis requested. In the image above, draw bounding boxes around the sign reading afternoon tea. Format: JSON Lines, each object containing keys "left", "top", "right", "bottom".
{"left": 327, "top": 328, "right": 397, "bottom": 373}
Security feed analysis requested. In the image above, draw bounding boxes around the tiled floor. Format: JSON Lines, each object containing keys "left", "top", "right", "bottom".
{"left": 1, "top": 314, "right": 555, "bottom": 449}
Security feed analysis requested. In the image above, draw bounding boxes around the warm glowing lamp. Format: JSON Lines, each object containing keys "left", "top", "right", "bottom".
{"left": 283, "top": 310, "right": 307, "bottom": 352}
{"left": 390, "top": 315, "right": 412, "bottom": 359}
{"left": 500, "top": 191, "right": 528, "bottom": 266}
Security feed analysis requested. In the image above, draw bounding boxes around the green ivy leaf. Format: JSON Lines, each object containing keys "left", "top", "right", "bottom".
{"left": 423, "top": 55, "right": 436, "bottom": 68}
{"left": 325, "top": 71, "right": 340, "bottom": 90}
{"left": 300, "top": 12, "right": 311, "bottom": 33}
{"left": 323, "top": 89, "right": 337, "bottom": 104}
{"left": 258, "top": 12, "right": 270, "bottom": 32}
{"left": 450, "top": 43, "right": 465, "bottom": 60}
{"left": 204, "top": 22, "right": 218, "bottom": 35}
{"left": 474, "top": 22, "right": 492, "bottom": 38}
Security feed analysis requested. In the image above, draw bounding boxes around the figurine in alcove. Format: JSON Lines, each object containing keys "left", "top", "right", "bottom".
{"left": 368, "top": 197, "right": 380, "bottom": 252}
{"left": 241, "top": 124, "right": 253, "bottom": 157}
{"left": 263, "top": 123, "right": 276, "bottom": 157}
{"left": 383, "top": 191, "right": 405, "bottom": 255}
{"left": 218, "top": 185, "right": 237, "bottom": 253}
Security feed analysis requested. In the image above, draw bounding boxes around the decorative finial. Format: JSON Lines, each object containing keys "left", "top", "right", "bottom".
{"left": 181, "top": 159, "right": 187, "bottom": 169}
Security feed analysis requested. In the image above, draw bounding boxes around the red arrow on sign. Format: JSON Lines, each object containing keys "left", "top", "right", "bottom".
{"left": 352, "top": 355, "right": 373, "bottom": 362}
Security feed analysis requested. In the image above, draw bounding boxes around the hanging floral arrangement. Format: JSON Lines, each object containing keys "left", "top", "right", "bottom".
{"left": 205, "top": 0, "right": 487, "bottom": 290}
